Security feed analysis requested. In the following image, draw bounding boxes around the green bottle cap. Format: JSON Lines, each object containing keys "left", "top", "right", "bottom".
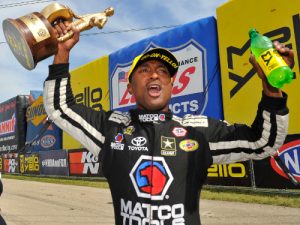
{"left": 249, "top": 28, "right": 258, "bottom": 38}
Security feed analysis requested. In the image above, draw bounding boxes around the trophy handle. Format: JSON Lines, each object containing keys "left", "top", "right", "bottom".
{"left": 40, "top": 3, "right": 74, "bottom": 24}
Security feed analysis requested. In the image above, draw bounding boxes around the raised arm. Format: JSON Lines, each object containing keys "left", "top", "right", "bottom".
{"left": 43, "top": 21, "right": 108, "bottom": 156}
{"left": 208, "top": 42, "right": 293, "bottom": 164}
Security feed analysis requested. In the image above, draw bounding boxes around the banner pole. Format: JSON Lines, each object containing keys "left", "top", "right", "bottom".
{"left": 249, "top": 160, "right": 256, "bottom": 189}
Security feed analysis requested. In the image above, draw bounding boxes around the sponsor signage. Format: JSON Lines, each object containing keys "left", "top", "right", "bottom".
{"left": 172, "top": 127, "right": 187, "bottom": 137}
{"left": 206, "top": 161, "right": 252, "bottom": 187}
{"left": 129, "top": 137, "right": 148, "bottom": 151}
{"left": 111, "top": 133, "right": 125, "bottom": 151}
{"left": 161, "top": 136, "right": 176, "bottom": 156}
{"left": 68, "top": 149, "right": 102, "bottom": 176}
{"left": 129, "top": 155, "right": 173, "bottom": 200}
{"left": 138, "top": 113, "right": 165, "bottom": 123}
{"left": 19, "top": 153, "right": 40, "bottom": 174}
{"left": 25, "top": 95, "right": 62, "bottom": 151}
{"left": 179, "top": 139, "right": 199, "bottom": 152}
{"left": 270, "top": 140, "right": 300, "bottom": 182}
{"left": 120, "top": 198, "right": 184, "bottom": 224}
{"left": 253, "top": 134, "right": 300, "bottom": 189}
{"left": 125, "top": 156, "right": 185, "bottom": 223}
{"left": 109, "top": 17, "right": 223, "bottom": 119}
{"left": 2, "top": 153, "right": 19, "bottom": 173}
{"left": 0, "top": 96, "right": 29, "bottom": 152}
{"left": 217, "top": 0, "right": 300, "bottom": 133}
{"left": 63, "top": 57, "right": 110, "bottom": 150}
{"left": 39, "top": 150, "right": 69, "bottom": 176}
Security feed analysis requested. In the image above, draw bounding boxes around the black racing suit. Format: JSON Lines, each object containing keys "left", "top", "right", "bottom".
{"left": 44, "top": 64, "right": 289, "bottom": 225}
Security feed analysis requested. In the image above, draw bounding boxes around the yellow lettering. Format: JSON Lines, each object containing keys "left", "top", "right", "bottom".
{"left": 207, "top": 163, "right": 246, "bottom": 178}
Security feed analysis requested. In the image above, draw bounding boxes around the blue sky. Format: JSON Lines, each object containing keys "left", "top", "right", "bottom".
{"left": 0, "top": 0, "right": 228, "bottom": 103}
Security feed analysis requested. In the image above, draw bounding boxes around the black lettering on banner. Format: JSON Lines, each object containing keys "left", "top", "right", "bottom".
{"left": 75, "top": 92, "right": 84, "bottom": 103}
{"left": 293, "top": 14, "right": 300, "bottom": 76}
{"left": 75, "top": 87, "right": 103, "bottom": 111}
{"left": 227, "top": 26, "right": 292, "bottom": 98}
{"left": 85, "top": 86, "right": 90, "bottom": 108}
{"left": 91, "top": 88, "right": 102, "bottom": 111}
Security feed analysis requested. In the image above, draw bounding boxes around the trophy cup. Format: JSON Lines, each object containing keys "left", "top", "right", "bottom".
{"left": 2, "top": 3, "right": 114, "bottom": 70}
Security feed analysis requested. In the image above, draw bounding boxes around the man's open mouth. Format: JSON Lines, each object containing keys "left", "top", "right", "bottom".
{"left": 147, "top": 84, "right": 162, "bottom": 97}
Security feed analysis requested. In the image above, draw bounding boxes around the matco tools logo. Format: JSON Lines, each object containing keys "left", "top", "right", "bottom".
{"left": 138, "top": 113, "right": 165, "bottom": 122}
{"left": 110, "top": 41, "right": 207, "bottom": 115}
{"left": 129, "top": 155, "right": 173, "bottom": 200}
{"left": 111, "top": 133, "right": 125, "bottom": 150}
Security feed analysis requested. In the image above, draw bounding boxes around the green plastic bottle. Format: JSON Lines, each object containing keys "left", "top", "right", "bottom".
{"left": 249, "top": 28, "right": 293, "bottom": 88}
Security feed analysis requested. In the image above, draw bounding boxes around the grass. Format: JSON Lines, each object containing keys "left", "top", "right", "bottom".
{"left": 3, "top": 173, "right": 109, "bottom": 189}
{"left": 3, "top": 174, "right": 300, "bottom": 208}
{"left": 202, "top": 186, "right": 300, "bottom": 208}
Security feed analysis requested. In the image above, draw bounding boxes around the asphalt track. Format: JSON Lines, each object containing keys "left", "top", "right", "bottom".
{"left": 0, "top": 178, "right": 299, "bottom": 225}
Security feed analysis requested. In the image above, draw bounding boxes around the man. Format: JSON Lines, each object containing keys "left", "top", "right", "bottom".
{"left": 44, "top": 22, "right": 293, "bottom": 225}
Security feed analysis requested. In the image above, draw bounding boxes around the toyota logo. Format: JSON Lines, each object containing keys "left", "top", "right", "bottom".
{"left": 131, "top": 137, "right": 147, "bottom": 146}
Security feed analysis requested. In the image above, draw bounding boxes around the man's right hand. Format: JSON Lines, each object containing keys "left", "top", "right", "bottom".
{"left": 53, "top": 20, "right": 80, "bottom": 64}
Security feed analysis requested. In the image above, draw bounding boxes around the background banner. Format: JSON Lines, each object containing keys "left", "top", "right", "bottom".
{"left": 216, "top": 0, "right": 300, "bottom": 189}
{"left": 0, "top": 96, "right": 29, "bottom": 152}
{"left": 206, "top": 161, "right": 252, "bottom": 187}
{"left": 25, "top": 95, "right": 62, "bottom": 152}
{"left": 2, "top": 153, "right": 19, "bottom": 173}
{"left": 19, "top": 153, "right": 40, "bottom": 174}
{"left": 39, "top": 150, "right": 69, "bottom": 176}
{"left": 63, "top": 57, "right": 110, "bottom": 150}
{"left": 109, "top": 17, "right": 223, "bottom": 119}
{"left": 217, "top": 0, "right": 300, "bottom": 134}
{"left": 68, "top": 149, "right": 102, "bottom": 177}
{"left": 253, "top": 134, "right": 300, "bottom": 189}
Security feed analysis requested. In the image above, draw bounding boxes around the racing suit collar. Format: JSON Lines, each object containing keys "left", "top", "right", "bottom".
{"left": 129, "top": 109, "right": 172, "bottom": 123}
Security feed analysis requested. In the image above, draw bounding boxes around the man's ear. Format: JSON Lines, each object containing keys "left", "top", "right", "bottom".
{"left": 127, "top": 83, "right": 133, "bottom": 94}
{"left": 170, "top": 76, "right": 175, "bottom": 86}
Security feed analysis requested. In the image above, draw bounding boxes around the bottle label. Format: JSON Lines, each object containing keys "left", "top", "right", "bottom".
{"left": 258, "top": 49, "right": 287, "bottom": 76}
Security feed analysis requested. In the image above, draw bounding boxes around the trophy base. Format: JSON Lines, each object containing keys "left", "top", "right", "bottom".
{"left": 3, "top": 12, "right": 58, "bottom": 70}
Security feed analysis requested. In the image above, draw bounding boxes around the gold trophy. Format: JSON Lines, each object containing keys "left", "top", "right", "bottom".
{"left": 2, "top": 3, "right": 114, "bottom": 70}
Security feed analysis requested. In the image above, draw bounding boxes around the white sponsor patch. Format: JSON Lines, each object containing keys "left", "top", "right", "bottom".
{"left": 172, "top": 127, "right": 187, "bottom": 137}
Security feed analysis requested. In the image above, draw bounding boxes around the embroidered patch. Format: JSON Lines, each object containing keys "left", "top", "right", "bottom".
{"left": 161, "top": 136, "right": 176, "bottom": 156}
{"left": 179, "top": 139, "right": 199, "bottom": 152}
{"left": 172, "top": 127, "right": 187, "bottom": 137}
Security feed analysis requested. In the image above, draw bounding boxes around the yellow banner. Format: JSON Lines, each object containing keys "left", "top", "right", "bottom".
{"left": 63, "top": 56, "right": 110, "bottom": 150}
{"left": 26, "top": 95, "right": 47, "bottom": 126}
{"left": 217, "top": 0, "right": 300, "bottom": 133}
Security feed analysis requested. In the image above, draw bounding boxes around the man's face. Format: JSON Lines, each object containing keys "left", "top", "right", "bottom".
{"left": 128, "top": 60, "right": 174, "bottom": 111}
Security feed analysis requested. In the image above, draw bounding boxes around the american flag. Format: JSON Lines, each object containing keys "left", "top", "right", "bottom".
{"left": 118, "top": 71, "right": 128, "bottom": 83}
